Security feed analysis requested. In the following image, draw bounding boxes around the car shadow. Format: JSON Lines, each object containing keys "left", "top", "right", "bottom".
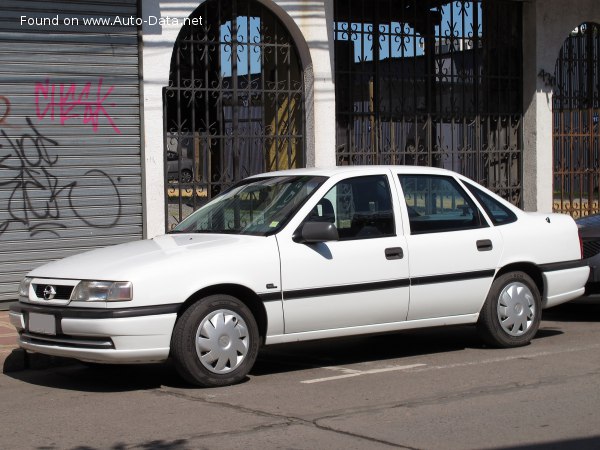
{"left": 3, "top": 360, "right": 189, "bottom": 393}
{"left": 4, "top": 326, "right": 481, "bottom": 392}
{"left": 251, "top": 324, "right": 562, "bottom": 377}
{"left": 3, "top": 318, "right": 571, "bottom": 392}
{"left": 252, "top": 325, "right": 479, "bottom": 377}
{"left": 542, "top": 300, "right": 600, "bottom": 322}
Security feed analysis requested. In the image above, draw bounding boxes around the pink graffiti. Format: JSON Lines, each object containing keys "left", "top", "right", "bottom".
{"left": 34, "top": 78, "right": 121, "bottom": 134}
{"left": 0, "top": 96, "right": 11, "bottom": 124}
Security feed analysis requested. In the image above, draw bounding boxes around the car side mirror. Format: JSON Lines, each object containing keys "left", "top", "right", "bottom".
{"left": 293, "top": 222, "right": 339, "bottom": 244}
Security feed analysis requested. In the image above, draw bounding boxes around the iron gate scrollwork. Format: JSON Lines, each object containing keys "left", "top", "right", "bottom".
{"left": 334, "top": 0, "right": 523, "bottom": 204}
{"left": 164, "top": 0, "right": 305, "bottom": 228}
{"left": 553, "top": 22, "right": 600, "bottom": 218}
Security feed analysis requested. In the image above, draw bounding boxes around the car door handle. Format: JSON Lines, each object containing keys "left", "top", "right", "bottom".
{"left": 476, "top": 239, "right": 493, "bottom": 252}
{"left": 385, "top": 247, "right": 404, "bottom": 260}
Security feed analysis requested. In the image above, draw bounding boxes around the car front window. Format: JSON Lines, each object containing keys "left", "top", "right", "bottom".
{"left": 172, "top": 175, "right": 327, "bottom": 236}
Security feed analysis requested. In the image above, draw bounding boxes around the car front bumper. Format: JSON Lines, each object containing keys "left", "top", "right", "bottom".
{"left": 9, "top": 303, "right": 179, "bottom": 364}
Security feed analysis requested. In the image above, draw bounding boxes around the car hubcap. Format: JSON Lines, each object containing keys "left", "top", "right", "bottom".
{"left": 195, "top": 309, "right": 249, "bottom": 374}
{"left": 497, "top": 281, "right": 535, "bottom": 336}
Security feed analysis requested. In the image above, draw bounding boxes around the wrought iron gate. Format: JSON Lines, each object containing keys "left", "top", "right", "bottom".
{"left": 164, "top": 0, "right": 305, "bottom": 228}
{"left": 334, "top": 0, "right": 523, "bottom": 204}
{"left": 553, "top": 22, "right": 600, "bottom": 218}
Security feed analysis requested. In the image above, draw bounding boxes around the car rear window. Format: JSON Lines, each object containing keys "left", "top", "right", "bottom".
{"left": 463, "top": 181, "right": 517, "bottom": 226}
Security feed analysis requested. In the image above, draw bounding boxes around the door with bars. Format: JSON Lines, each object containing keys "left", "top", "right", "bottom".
{"left": 553, "top": 22, "right": 600, "bottom": 218}
{"left": 163, "top": 0, "right": 305, "bottom": 228}
{"left": 333, "top": 0, "right": 524, "bottom": 205}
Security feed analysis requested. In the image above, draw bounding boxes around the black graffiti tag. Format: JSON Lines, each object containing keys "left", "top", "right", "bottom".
{"left": 0, "top": 117, "right": 123, "bottom": 237}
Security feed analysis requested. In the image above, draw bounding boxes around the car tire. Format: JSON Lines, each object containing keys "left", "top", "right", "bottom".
{"left": 477, "top": 271, "right": 541, "bottom": 348}
{"left": 171, "top": 294, "right": 259, "bottom": 387}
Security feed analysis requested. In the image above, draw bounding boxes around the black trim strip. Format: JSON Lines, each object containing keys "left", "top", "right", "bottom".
{"left": 21, "top": 332, "right": 114, "bottom": 350}
{"left": 258, "top": 292, "right": 282, "bottom": 302}
{"left": 12, "top": 270, "right": 499, "bottom": 313}
{"left": 280, "top": 270, "right": 496, "bottom": 301}
{"left": 284, "top": 279, "right": 410, "bottom": 300}
{"left": 10, "top": 303, "right": 180, "bottom": 319}
{"left": 411, "top": 269, "right": 496, "bottom": 286}
{"left": 539, "top": 259, "right": 588, "bottom": 272}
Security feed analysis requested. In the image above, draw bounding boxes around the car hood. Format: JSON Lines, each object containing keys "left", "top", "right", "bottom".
{"left": 28, "top": 233, "right": 260, "bottom": 281}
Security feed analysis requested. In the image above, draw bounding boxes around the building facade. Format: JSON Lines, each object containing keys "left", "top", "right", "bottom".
{"left": 0, "top": 0, "right": 598, "bottom": 304}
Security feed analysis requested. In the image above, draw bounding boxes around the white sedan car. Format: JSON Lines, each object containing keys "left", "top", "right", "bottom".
{"left": 10, "top": 166, "right": 589, "bottom": 387}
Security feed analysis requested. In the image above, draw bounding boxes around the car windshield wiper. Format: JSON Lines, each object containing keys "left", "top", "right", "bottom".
{"left": 170, "top": 229, "right": 256, "bottom": 235}
{"left": 192, "top": 229, "right": 241, "bottom": 234}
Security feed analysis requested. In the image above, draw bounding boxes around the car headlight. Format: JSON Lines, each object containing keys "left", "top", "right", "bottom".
{"left": 72, "top": 281, "right": 133, "bottom": 302}
{"left": 18, "top": 277, "right": 32, "bottom": 298}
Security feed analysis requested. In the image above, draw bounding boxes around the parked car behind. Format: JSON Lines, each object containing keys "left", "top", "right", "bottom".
{"left": 576, "top": 213, "right": 600, "bottom": 295}
{"left": 166, "top": 150, "right": 193, "bottom": 183}
{"left": 10, "top": 166, "right": 589, "bottom": 387}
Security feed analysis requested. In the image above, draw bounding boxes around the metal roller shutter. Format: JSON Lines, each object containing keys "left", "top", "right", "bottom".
{"left": 0, "top": 0, "right": 143, "bottom": 304}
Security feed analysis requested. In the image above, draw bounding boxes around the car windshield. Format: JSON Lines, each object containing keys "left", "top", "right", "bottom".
{"left": 172, "top": 175, "right": 327, "bottom": 236}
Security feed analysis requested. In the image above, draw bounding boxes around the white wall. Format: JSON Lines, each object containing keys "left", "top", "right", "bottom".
{"left": 140, "top": 0, "right": 335, "bottom": 238}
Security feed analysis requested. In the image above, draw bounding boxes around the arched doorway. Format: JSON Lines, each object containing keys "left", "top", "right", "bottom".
{"left": 164, "top": 0, "right": 306, "bottom": 226}
{"left": 553, "top": 22, "right": 600, "bottom": 218}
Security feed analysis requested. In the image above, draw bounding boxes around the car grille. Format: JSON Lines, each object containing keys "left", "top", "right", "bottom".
{"left": 583, "top": 240, "right": 600, "bottom": 259}
{"left": 34, "top": 284, "right": 74, "bottom": 300}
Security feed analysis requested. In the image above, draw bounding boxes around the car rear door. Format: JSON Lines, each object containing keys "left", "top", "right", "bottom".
{"left": 396, "top": 172, "right": 503, "bottom": 320}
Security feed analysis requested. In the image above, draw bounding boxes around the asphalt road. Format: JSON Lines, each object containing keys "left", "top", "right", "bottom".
{"left": 2, "top": 301, "right": 600, "bottom": 450}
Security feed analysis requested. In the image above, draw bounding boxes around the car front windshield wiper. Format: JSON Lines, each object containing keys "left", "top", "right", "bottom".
{"left": 191, "top": 229, "right": 242, "bottom": 234}
{"left": 169, "top": 228, "right": 247, "bottom": 235}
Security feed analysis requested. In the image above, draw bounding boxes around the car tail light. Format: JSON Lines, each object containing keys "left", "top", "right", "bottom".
{"left": 579, "top": 234, "right": 584, "bottom": 259}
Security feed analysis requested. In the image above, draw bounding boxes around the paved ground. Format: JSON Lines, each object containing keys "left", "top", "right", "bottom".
{"left": 1, "top": 301, "right": 600, "bottom": 449}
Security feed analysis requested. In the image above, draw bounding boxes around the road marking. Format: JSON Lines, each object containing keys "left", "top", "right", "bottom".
{"left": 321, "top": 366, "right": 362, "bottom": 374}
{"left": 410, "top": 344, "right": 600, "bottom": 373}
{"left": 300, "top": 343, "right": 600, "bottom": 385}
{"left": 301, "top": 363, "right": 426, "bottom": 384}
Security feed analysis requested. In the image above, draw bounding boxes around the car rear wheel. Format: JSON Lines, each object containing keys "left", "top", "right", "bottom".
{"left": 171, "top": 294, "right": 259, "bottom": 387}
{"left": 477, "top": 271, "right": 541, "bottom": 348}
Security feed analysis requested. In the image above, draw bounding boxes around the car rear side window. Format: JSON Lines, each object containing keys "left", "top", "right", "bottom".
{"left": 398, "top": 174, "right": 487, "bottom": 234}
{"left": 463, "top": 181, "right": 517, "bottom": 226}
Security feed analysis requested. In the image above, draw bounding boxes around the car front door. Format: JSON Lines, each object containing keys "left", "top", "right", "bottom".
{"left": 396, "top": 173, "right": 503, "bottom": 320}
{"left": 276, "top": 172, "right": 410, "bottom": 334}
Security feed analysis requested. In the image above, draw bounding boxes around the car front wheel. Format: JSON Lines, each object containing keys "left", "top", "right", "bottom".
{"left": 477, "top": 271, "right": 541, "bottom": 348}
{"left": 171, "top": 294, "right": 259, "bottom": 387}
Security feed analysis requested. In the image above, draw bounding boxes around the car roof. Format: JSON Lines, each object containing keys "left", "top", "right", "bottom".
{"left": 252, "top": 165, "right": 461, "bottom": 178}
